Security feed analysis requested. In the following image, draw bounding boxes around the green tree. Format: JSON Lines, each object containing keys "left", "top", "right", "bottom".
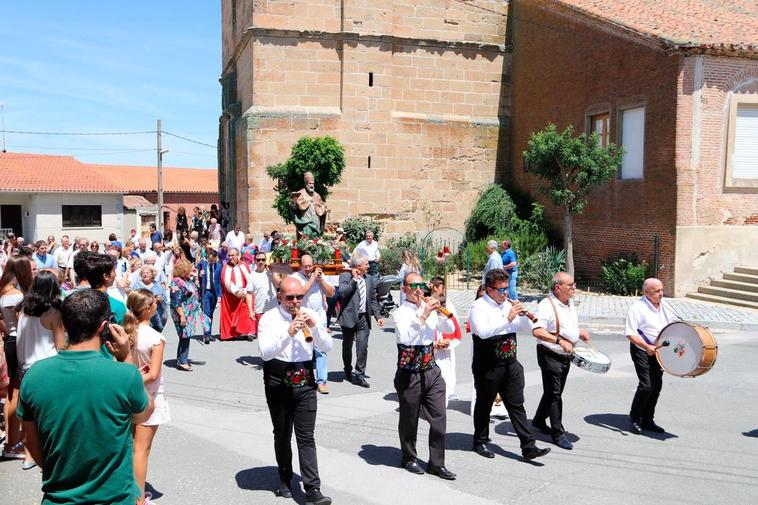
{"left": 523, "top": 123, "right": 623, "bottom": 275}
{"left": 464, "top": 184, "right": 517, "bottom": 242}
{"left": 266, "top": 136, "right": 345, "bottom": 224}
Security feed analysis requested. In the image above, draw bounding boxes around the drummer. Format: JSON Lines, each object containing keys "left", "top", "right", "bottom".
{"left": 531, "top": 271, "right": 590, "bottom": 450}
{"left": 625, "top": 278, "right": 673, "bottom": 435}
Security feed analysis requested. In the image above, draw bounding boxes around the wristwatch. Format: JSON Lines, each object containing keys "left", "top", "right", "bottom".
{"left": 555, "top": 335, "right": 562, "bottom": 345}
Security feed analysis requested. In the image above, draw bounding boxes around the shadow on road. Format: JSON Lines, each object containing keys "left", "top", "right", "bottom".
{"left": 327, "top": 371, "right": 348, "bottom": 382}
{"left": 584, "top": 413, "right": 678, "bottom": 440}
{"left": 383, "top": 392, "right": 399, "bottom": 402}
{"left": 235, "top": 466, "right": 304, "bottom": 501}
{"left": 236, "top": 355, "right": 263, "bottom": 369}
{"left": 445, "top": 432, "right": 544, "bottom": 466}
{"left": 743, "top": 429, "right": 758, "bottom": 438}
{"left": 446, "top": 399, "right": 471, "bottom": 415}
{"left": 358, "top": 444, "right": 402, "bottom": 468}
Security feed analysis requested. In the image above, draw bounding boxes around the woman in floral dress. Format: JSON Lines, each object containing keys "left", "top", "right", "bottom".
{"left": 170, "top": 259, "right": 210, "bottom": 371}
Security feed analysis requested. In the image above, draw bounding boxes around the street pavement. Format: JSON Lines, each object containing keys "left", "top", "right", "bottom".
{"left": 2, "top": 300, "right": 758, "bottom": 505}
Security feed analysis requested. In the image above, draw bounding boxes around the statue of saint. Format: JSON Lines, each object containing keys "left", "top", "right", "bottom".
{"left": 290, "top": 171, "right": 327, "bottom": 238}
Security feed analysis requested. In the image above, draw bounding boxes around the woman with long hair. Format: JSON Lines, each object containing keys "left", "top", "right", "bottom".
{"left": 124, "top": 289, "right": 169, "bottom": 505}
{"left": 175, "top": 207, "right": 188, "bottom": 235}
{"left": 16, "top": 270, "right": 66, "bottom": 469}
{"left": 398, "top": 250, "right": 422, "bottom": 304}
{"left": 429, "top": 276, "right": 462, "bottom": 406}
{"left": 170, "top": 260, "right": 209, "bottom": 371}
{"left": 0, "top": 255, "right": 33, "bottom": 459}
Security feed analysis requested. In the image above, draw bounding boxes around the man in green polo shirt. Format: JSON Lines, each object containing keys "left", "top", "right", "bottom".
{"left": 18, "top": 289, "right": 154, "bottom": 505}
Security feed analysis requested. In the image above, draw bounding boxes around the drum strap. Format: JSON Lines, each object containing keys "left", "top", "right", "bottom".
{"left": 546, "top": 296, "right": 560, "bottom": 337}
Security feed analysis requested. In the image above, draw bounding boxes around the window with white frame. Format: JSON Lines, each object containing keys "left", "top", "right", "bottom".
{"left": 620, "top": 107, "right": 645, "bottom": 179}
{"left": 732, "top": 105, "right": 758, "bottom": 179}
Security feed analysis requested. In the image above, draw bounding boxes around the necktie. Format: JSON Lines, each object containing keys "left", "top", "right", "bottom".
{"left": 358, "top": 276, "right": 366, "bottom": 313}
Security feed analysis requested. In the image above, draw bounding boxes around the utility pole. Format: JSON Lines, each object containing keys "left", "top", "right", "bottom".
{"left": 157, "top": 119, "right": 165, "bottom": 234}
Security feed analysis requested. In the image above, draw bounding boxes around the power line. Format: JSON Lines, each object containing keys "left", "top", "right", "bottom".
{"left": 6, "top": 144, "right": 155, "bottom": 152}
{"left": 162, "top": 131, "right": 216, "bottom": 149}
{"left": 2, "top": 129, "right": 155, "bottom": 136}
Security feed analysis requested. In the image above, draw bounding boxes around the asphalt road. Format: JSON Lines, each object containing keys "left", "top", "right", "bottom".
{"left": 2, "top": 311, "right": 758, "bottom": 505}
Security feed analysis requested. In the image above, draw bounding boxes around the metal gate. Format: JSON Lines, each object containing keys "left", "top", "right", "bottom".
{"left": 418, "top": 227, "right": 471, "bottom": 291}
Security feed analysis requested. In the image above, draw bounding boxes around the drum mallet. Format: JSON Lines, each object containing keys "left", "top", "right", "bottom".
{"left": 655, "top": 340, "right": 670, "bottom": 351}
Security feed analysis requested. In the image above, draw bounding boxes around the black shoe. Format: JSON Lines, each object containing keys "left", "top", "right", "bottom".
{"left": 553, "top": 435, "right": 573, "bottom": 450}
{"left": 630, "top": 419, "right": 643, "bottom": 435}
{"left": 532, "top": 420, "right": 551, "bottom": 435}
{"left": 352, "top": 375, "right": 370, "bottom": 388}
{"left": 276, "top": 480, "right": 292, "bottom": 498}
{"left": 642, "top": 420, "right": 665, "bottom": 433}
{"left": 305, "top": 488, "right": 332, "bottom": 505}
{"left": 473, "top": 443, "right": 495, "bottom": 458}
{"left": 522, "top": 446, "right": 551, "bottom": 460}
{"left": 343, "top": 369, "right": 352, "bottom": 381}
{"left": 426, "top": 465, "right": 456, "bottom": 480}
{"left": 203, "top": 335, "right": 210, "bottom": 345}
{"left": 247, "top": 334, "right": 257, "bottom": 341}
{"left": 402, "top": 459, "right": 424, "bottom": 475}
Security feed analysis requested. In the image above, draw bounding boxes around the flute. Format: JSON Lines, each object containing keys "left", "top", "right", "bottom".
{"left": 507, "top": 298, "right": 538, "bottom": 323}
{"left": 297, "top": 309, "right": 313, "bottom": 342}
{"left": 423, "top": 297, "right": 454, "bottom": 319}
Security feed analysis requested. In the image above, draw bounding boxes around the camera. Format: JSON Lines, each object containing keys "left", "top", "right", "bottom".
{"left": 101, "top": 312, "right": 118, "bottom": 342}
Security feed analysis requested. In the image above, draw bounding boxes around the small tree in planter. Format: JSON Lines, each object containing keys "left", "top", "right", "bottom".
{"left": 524, "top": 124, "right": 623, "bottom": 276}
{"left": 266, "top": 136, "right": 345, "bottom": 226}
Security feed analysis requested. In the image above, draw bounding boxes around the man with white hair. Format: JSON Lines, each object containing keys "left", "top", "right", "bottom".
{"left": 481, "top": 240, "right": 503, "bottom": 285}
{"left": 625, "top": 278, "right": 674, "bottom": 435}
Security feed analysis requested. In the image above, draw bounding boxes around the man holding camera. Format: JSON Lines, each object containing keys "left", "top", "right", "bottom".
{"left": 18, "top": 289, "right": 154, "bottom": 505}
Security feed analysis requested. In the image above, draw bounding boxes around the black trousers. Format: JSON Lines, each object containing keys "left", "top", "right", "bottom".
{"left": 341, "top": 313, "right": 370, "bottom": 377}
{"left": 473, "top": 360, "right": 536, "bottom": 450}
{"left": 394, "top": 367, "right": 447, "bottom": 467}
{"left": 264, "top": 383, "right": 321, "bottom": 492}
{"left": 533, "top": 345, "right": 571, "bottom": 439}
{"left": 629, "top": 343, "right": 663, "bottom": 422}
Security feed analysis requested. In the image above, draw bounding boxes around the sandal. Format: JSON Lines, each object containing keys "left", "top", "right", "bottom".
{"left": 22, "top": 460, "right": 37, "bottom": 470}
{"left": 3, "top": 442, "right": 25, "bottom": 459}
{"left": 176, "top": 363, "right": 193, "bottom": 372}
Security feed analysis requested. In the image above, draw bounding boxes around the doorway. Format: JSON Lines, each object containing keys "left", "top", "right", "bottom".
{"left": 0, "top": 205, "right": 22, "bottom": 237}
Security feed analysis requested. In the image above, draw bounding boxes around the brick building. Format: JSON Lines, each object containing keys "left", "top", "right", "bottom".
{"left": 509, "top": 0, "right": 758, "bottom": 295}
{"left": 219, "top": 0, "right": 510, "bottom": 235}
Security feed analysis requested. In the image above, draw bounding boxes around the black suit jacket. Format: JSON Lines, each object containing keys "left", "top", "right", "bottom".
{"left": 337, "top": 271, "right": 381, "bottom": 328}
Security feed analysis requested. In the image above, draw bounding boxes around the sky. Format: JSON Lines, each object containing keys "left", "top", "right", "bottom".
{"left": 0, "top": 1, "right": 221, "bottom": 169}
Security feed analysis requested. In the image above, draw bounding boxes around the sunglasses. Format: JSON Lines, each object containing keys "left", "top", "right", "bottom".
{"left": 406, "top": 282, "right": 427, "bottom": 290}
{"left": 284, "top": 294, "right": 305, "bottom": 301}
{"left": 488, "top": 286, "right": 508, "bottom": 294}
{"left": 255, "top": 258, "right": 266, "bottom": 262}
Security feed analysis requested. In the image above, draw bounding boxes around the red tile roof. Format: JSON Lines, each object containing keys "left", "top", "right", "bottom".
{"left": 123, "top": 195, "right": 155, "bottom": 210}
{"left": 0, "top": 153, "right": 123, "bottom": 193}
{"left": 546, "top": 0, "right": 758, "bottom": 55}
{"left": 91, "top": 163, "right": 218, "bottom": 194}
{"left": 0, "top": 152, "right": 217, "bottom": 194}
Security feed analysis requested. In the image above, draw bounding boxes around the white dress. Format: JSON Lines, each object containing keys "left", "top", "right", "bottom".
{"left": 135, "top": 324, "right": 170, "bottom": 426}
{"left": 434, "top": 301, "right": 461, "bottom": 407}
{"left": 16, "top": 313, "right": 58, "bottom": 378}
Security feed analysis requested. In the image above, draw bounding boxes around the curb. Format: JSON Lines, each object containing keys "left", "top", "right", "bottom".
{"left": 578, "top": 315, "right": 758, "bottom": 332}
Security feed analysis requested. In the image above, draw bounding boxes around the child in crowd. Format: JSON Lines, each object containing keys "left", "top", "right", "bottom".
{"left": 125, "top": 289, "right": 170, "bottom": 505}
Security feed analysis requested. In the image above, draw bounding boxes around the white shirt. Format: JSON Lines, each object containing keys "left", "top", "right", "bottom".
{"left": 354, "top": 240, "right": 380, "bottom": 262}
{"left": 134, "top": 324, "right": 166, "bottom": 395}
{"left": 225, "top": 230, "right": 246, "bottom": 251}
{"left": 293, "top": 271, "right": 326, "bottom": 321}
{"left": 625, "top": 295, "right": 675, "bottom": 349}
{"left": 259, "top": 238, "right": 273, "bottom": 253}
{"left": 250, "top": 269, "right": 279, "bottom": 314}
{"left": 66, "top": 249, "right": 80, "bottom": 270}
{"left": 53, "top": 245, "right": 73, "bottom": 269}
{"left": 468, "top": 294, "right": 522, "bottom": 339}
{"left": 258, "top": 305, "right": 332, "bottom": 362}
{"left": 393, "top": 300, "right": 454, "bottom": 346}
{"left": 532, "top": 293, "right": 580, "bottom": 355}
{"left": 16, "top": 314, "right": 57, "bottom": 370}
{"left": 482, "top": 252, "right": 504, "bottom": 285}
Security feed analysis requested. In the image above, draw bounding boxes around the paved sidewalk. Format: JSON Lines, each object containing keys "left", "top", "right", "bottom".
{"left": 417, "top": 290, "right": 758, "bottom": 331}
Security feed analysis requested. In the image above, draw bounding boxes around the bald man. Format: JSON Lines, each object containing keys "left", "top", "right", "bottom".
{"left": 624, "top": 278, "right": 674, "bottom": 435}
{"left": 258, "top": 276, "right": 333, "bottom": 504}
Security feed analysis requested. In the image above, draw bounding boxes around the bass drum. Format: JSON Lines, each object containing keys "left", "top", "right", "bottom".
{"left": 656, "top": 322, "right": 718, "bottom": 377}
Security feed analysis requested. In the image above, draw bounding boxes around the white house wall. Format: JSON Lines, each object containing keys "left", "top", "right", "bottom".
{"left": 29, "top": 193, "right": 124, "bottom": 242}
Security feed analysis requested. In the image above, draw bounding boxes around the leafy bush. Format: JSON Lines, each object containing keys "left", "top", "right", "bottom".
{"left": 521, "top": 246, "right": 567, "bottom": 292}
{"left": 509, "top": 203, "right": 549, "bottom": 260}
{"left": 384, "top": 232, "right": 419, "bottom": 252}
{"left": 601, "top": 254, "right": 648, "bottom": 295}
{"left": 341, "top": 216, "right": 381, "bottom": 247}
{"left": 378, "top": 247, "right": 402, "bottom": 276}
{"left": 265, "top": 136, "right": 345, "bottom": 224}
{"left": 464, "top": 184, "right": 517, "bottom": 242}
